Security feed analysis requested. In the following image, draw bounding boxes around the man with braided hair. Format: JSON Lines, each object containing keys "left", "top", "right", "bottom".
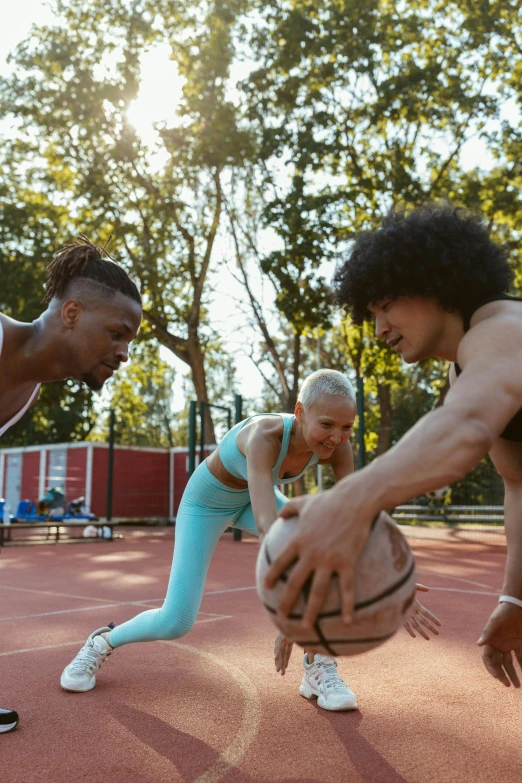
{"left": 0, "top": 235, "right": 141, "bottom": 732}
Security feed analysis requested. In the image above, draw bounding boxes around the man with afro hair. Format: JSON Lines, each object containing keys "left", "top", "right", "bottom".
{"left": 265, "top": 202, "right": 522, "bottom": 690}
{"left": 0, "top": 235, "right": 141, "bottom": 731}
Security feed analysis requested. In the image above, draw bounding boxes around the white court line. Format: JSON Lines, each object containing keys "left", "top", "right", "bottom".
{"left": 0, "top": 601, "right": 231, "bottom": 622}
{"left": 0, "top": 613, "right": 232, "bottom": 656}
{"left": 141, "top": 586, "right": 258, "bottom": 603}
{"left": 0, "top": 640, "right": 85, "bottom": 657}
{"left": 0, "top": 584, "right": 499, "bottom": 624}
{"left": 0, "top": 583, "right": 123, "bottom": 604}
{"left": 0, "top": 584, "right": 258, "bottom": 623}
{"left": 1, "top": 636, "right": 261, "bottom": 783}
{"left": 0, "top": 603, "right": 124, "bottom": 622}
{"left": 204, "top": 586, "right": 257, "bottom": 595}
{"left": 427, "top": 587, "right": 499, "bottom": 597}
{"left": 164, "top": 640, "right": 261, "bottom": 783}
{"left": 419, "top": 573, "right": 499, "bottom": 590}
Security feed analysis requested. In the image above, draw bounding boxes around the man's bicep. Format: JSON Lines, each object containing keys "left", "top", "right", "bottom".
{"left": 445, "top": 351, "right": 522, "bottom": 439}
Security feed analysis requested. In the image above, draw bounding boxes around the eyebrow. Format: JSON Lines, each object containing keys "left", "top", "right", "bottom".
{"left": 319, "top": 416, "right": 355, "bottom": 424}
{"left": 112, "top": 322, "right": 134, "bottom": 335}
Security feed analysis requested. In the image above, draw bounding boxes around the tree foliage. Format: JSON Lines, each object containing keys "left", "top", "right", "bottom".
{"left": 2, "top": 0, "right": 522, "bottom": 471}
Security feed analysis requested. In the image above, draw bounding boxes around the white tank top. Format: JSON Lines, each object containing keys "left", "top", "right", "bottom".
{"left": 0, "top": 319, "right": 41, "bottom": 438}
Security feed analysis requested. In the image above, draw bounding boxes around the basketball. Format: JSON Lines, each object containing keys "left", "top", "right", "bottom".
{"left": 256, "top": 511, "right": 416, "bottom": 656}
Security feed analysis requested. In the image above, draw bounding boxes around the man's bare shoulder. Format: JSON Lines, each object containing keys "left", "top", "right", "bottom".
{"left": 0, "top": 313, "right": 31, "bottom": 344}
{"left": 458, "top": 307, "right": 522, "bottom": 370}
{"left": 0, "top": 314, "right": 20, "bottom": 361}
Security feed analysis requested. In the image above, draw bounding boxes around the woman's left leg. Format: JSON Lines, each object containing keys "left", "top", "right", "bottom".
{"left": 244, "top": 488, "right": 358, "bottom": 711}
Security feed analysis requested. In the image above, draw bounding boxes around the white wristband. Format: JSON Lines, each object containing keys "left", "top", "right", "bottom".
{"left": 499, "top": 595, "right": 522, "bottom": 609}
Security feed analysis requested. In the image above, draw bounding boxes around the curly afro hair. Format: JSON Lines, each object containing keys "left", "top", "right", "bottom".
{"left": 334, "top": 203, "right": 513, "bottom": 326}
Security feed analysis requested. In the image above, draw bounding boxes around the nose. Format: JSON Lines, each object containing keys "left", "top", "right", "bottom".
{"left": 115, "top": 342, "right": 130, "bottom": 363}
{"left": 375, "top": 312, "right": 390, "bottom": 340}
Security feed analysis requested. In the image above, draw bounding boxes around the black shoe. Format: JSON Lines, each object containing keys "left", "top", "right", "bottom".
{"left": 0, "top": 708, "right": 19, "bottom": 734}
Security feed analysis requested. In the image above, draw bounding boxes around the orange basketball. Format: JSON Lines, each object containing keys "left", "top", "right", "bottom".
{"left": 256, "top": 511, "right": 416, "bottom": 656}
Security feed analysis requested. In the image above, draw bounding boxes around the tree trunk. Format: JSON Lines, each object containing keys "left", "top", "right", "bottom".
{"left": 376, "top": 383, "right": 392, "bottom": 456}
{"left": 144, "top": 311, "right": 217, "bottom": 444}
{"left": 285, "top": 332, "right": 301, "bottom": 412}
{"left": 189, "top": 339, "right": 217, "bottom": 445}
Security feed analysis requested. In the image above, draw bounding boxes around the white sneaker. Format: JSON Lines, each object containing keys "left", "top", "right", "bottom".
{"left": 60, "top": 627, "right": 113, "bottom": 692}
{"left": 299, "top": 654, "right": 358, "bottom": 711}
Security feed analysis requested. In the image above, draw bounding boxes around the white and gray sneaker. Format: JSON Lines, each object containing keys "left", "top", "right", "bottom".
{"left": 299, "top": 654, "right": 358, "bottom": 711}
{"left": 60, "top": 627, "right": 113, "bottom": 692}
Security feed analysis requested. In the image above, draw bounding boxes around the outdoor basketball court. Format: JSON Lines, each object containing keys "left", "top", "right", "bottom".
{"left": 1, "top": 528, "right": 520, "bottom": 783}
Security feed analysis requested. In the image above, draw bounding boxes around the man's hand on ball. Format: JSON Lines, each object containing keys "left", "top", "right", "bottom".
{"left": 477, "top": 602, "right": 522, "bottom": 687}
{"left": 264, "top": 487, "right": 375, "bottom": 629}
{"left": 274, "top": 632, "right": 294, "bottom": 676}
{"left": 403, "top": 584, "right": 442, "bottom": 640}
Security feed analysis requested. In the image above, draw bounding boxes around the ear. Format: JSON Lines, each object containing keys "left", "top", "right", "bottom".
{"left": 61, "top": 299, "right": 83, "bottom": 329}
{"left": 294, "top": 400, "right": 304, "bottom": 422}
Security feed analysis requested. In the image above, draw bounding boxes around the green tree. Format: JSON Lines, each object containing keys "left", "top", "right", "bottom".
{"left": 236, "top": 0, "right": 522, "bottom": 459}
{"left": 88, "top": 340, "right": 176, "bottom": 447}
{"left": 0, "top": 0, "right": 252, "bottom": 443}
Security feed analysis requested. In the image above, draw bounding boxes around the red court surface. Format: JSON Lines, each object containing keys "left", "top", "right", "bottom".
{"left": 1, "top": 528, "right": 521, "bottom": 783}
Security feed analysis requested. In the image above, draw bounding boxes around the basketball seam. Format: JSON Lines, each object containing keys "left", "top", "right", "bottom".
{"left": 291, "top": 632, "right": 396, "bottom": 647}
{"left": 262, "top": 546, "right": 416, "bottom": 620}
{"left": 313, "top": 618, "right": 336, "bottom": 656}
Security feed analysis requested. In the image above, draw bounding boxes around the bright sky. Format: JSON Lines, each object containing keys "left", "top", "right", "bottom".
{"left": 2, "top": 1, "right": 518, "bottom": 413}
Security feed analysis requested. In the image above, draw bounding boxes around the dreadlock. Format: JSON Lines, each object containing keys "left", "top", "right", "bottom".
{"left": 44, "top": 234, "right": 141, "bottom": 304}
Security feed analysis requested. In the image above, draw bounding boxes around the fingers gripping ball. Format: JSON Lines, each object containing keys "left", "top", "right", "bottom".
{"left": 256, "top": 512, "right": 416, "bottom": 657}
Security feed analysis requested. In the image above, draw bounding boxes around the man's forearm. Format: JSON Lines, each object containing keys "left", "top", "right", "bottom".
{"left": 330, "top": 406, "right": 494, "bottom": 514}
{"left": 502, "top": 484, "right": 522, "bottom": 598}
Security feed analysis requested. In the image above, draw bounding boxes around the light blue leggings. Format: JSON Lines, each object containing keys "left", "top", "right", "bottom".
{"left": 108, "top": 460, "right": 286, "bottom": 647}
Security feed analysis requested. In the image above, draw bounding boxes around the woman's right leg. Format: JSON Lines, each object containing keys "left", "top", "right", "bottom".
{"left": 60, "top": 463, "right": 249, "bottom": 691}
{"left": 108, "top": 497, "right": 227, "bottom": 646}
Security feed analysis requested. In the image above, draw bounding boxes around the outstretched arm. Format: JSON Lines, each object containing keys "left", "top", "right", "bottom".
{"left": 265, "top": 315, "right": 522, "bottom": 627}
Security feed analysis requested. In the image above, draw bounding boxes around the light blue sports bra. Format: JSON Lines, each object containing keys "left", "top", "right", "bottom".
{"left": 218, "top": 413, "right": 319, "bottom": 485}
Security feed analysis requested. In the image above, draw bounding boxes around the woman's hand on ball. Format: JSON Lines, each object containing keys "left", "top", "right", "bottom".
{"left": 274, "top": 632, "right": 293, "bottom": 676}
{"left": 263, "top": 488, "right": 375, "bottom": 629}
{"left": 403, "top": 584, "right": 442, "bottom": 640}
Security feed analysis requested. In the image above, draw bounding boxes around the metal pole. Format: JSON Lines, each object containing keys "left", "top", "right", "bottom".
{"left": 234, "top": 394, "right": 243, "bottom": 425}
{"left": 357, "top": 375, "right": 366, "bottom": 469}
{"left": 316, "top": 335, "right": 323, "bottom": 491}
{"left": 233, "top": 393, "right": 243, "bottom": 542}
{"left": 106, "top": 408, "right": 115, "bottom": 522}
{"left": 199, "top": 401, "right": 206, "bottom": 467}
{"left": 188, "top": 401, "right": 197, "bottom": 476}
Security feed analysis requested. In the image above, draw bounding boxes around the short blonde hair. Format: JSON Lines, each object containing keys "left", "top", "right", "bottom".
{"left": 297, "top": 369, "right": 356, "bottom": 410}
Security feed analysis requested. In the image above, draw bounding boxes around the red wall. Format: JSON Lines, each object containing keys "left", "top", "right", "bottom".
{"left": 90, "top": 447, "right": 108, "bottom": 518}
{"left": 172, "top": 448, "right": 214, "bottom": 516}
{"left": 91, "top": 447, "right": 170, "bottom": 518}
{"left": 173, "top": 451, "right": 187, "bottom": 515}
{"left": 20, "top": 451, "right": 40, "bottom": 502}
{"left": 1, "top": 443, "right": 221, "bottom": 520}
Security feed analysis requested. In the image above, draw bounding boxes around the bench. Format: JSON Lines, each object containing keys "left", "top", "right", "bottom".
{"left": 0, "top": 520, "right": 118, "bottom": 547}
